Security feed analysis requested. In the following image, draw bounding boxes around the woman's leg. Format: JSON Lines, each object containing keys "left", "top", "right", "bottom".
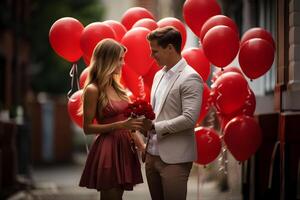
{"left": 100, "top": 188, "right": 124, "bottom": 200}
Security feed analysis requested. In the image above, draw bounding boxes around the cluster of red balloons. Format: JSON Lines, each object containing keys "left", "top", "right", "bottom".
{"left": 196, "top": 14, "right": 275, "bottom": 79}
{"left": 211, "top": 67, "right": 256, "bottom": 125}
{"left": 194, "top": 66, "right": 261, "bottom": 164}
{"left": 50, "top": 0, "right": 269, "bottom": 163}
{"left": 183, "top": 0, "right": 272, "bottom": 164}
{"left": 48, "top": 2, "right": 226, "bottom": 128}
{"left": 195, "top": 114, "right": 262, "bottom": 164}
{"left": 183, "top": 0, "right": 275, "bottom": 79}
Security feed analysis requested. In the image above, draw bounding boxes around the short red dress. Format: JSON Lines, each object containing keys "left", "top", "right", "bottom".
{"left": 79, "top": 100, "right": 143, "bottom": 191}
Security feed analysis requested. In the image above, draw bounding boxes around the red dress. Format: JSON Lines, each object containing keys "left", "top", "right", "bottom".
{"left": 79, "top": 100, "right": 143, "bottom": 191}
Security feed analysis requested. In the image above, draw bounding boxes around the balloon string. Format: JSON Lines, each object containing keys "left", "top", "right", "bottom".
{"left": 67, "top": 65, "right": 74, "bottom": 100}
{"left": 214, "top": 83, "right": 223, "bottom": 112}
{"left": 75, "top": 64, "right": 80, "bottom": 90}
{"left": 243, "top": 88, "right": 252, "bottom": 114}
{"left": 218, "top": 108, "right": 228, "bottom": 176}
{"left": 206, "top": 109, "right": 215, "bottom": 142}
{"left": 67, "top": 63, "right": 80, "bottom": 101}
{"left": 207, "top": 107, "right": 228, "bottom": 175}
{"left": 194, "top": 107, "right": 214, "bottom": 200}
{"left": 218, "top": 144, "right": 228, "bottom": 175}
{"left": 207, "top": 107, "right": 215, "bottom": 129}
{"left": 66, "top": 63, "right": 89, "bottom": 155}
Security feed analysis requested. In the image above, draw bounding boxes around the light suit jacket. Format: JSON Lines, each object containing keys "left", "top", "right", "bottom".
{"left": 151, "top": 59, "right": 203, "bottom": 164}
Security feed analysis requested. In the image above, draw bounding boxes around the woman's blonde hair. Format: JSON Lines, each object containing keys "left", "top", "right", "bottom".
{"left": 80, "top": 38, "right": 129, "bottom": 117}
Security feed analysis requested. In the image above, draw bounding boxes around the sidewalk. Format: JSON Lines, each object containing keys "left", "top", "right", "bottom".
{"left": 8, "top": 153, "right": 242, "bottom": 200}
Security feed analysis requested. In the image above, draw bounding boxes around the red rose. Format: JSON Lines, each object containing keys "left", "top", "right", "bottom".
{"left": 123, "top": 99, "right": 155, "bottom": 120}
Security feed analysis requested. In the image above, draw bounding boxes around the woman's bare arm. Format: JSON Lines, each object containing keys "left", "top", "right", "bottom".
{"left": 82, "top": 85, "right": 144, "bottom": 135}
{"left": 131, "top": 131, "right": 146, "bottom": 151}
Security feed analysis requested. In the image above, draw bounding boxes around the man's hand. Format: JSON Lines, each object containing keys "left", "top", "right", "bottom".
{"left": 139, "top": 128, "right": 148, "bottom": 137}
{"left": 144, "top": 119, "right": 153, "bottom": 130}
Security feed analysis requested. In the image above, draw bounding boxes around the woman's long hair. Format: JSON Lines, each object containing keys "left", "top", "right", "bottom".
{"left": 80, "top": 39, "right": 129, "bottom": 117}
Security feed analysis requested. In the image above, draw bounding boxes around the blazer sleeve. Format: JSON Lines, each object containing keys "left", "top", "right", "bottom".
{"left": 154, "top": 73, "right": 203, "bottom": 136}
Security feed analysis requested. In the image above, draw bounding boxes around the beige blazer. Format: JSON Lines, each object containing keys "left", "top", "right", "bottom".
{"left": 151, "top": 59, "right": 203, "bottom": 164}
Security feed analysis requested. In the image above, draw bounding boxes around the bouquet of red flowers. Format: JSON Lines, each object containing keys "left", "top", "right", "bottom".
{"left": 124, "top": 99, "right": 154, "bottom": 153}
{"left": 124, "top": 99, "right": 155, "bottom": 120}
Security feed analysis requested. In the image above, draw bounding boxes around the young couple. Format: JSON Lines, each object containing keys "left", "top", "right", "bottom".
{"left": 79, "top": 26, "right": 203, "bottom": 200}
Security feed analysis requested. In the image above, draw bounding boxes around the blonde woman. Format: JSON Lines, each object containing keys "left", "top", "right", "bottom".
{"left": 79, "top": 39, "right": 144, "bottom": 200}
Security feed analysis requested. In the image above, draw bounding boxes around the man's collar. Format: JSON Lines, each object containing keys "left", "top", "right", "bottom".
{"left": 162, "top": 58, "right": 185, "bottom": 73}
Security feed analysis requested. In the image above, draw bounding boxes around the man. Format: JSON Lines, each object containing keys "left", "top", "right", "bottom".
{"left": 143, "top": 26, "right": 203, "bottom": 200}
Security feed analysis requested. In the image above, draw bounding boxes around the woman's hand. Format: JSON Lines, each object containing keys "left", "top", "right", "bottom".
{"left": 139, "top": 143, "right": 146, "bottom": 152}
{"left": 121, "top": 118, "right": 144, "bottom": 131}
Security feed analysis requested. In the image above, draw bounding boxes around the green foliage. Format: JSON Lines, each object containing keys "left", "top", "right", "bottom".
{"left": 30, "top": 0, "right": 104, "bottom": 94}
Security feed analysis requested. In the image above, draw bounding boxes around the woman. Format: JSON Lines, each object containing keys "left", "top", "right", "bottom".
{"left": 79, "top": 38, "right": 144, "bottom": 200}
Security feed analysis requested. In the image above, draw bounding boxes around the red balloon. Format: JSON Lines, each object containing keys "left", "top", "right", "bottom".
{"left": 103, "top": 20, "right": 127, "bottom": 42}
{"left": 143, "top": 62, "right": 160, "bottom": 89}
{"left": 196, "top": 84, "right": 211, "bottom": 125}
{"left": 231, "top": 88, "right": 256, "bottom": 117}
{"left": 218, "top": 88, "right": 256, "bottom": 130}
{"left": 195, "top": 127, "right": 222, "bottom": 165}
{"left": 212, "top": 66, "right": 243, "bottom": 83}
{"left": 79, "top": 67, "right": 90, "bottom": 89}
{"left": 157, "top": 17, "right": 187, "bottom": 50}
{"left": 239, "top": 38, "right": 275, "bottom": 79}
{"left": 182, "top": 47, "right": 211, "bottom": 81}
{"left": 121, "top": 64, "right": 151, "bottom": 102}
{"left": 121, "top": 7, "right": 155, "bottom": 30}
{"left": 49, "top": 17, "right": 84, "bottom": 62}
{"left": 241, "top": 27, "right": 275, "bottom": 50}
{"left": 224, "top": 116, "right": 262, "bottom": 162}
{"left": 211, "top": 72, "right": 249, "bottom": 115}
{"left": 121, "top": 27, "right": 154, "bottom": 76}
{"left": 80, "top": 22, "right": 115, "bottom": 61}
{"left": 200, "top": 15, "right": 239, "bottom": 43}
{"left": 82, "top": 53, "right": 90, "bottom": 66}
{"left": 132, "top": 18, "right": 158, "bottom": 31}
{"left": 68, "top": 90, "right": 83, "bottom": 128}
{"left": 183, "top": 0, "right": 221, "bottom": 38}
{"left": 202, "top": 25, "right": 240, "bottom": 68}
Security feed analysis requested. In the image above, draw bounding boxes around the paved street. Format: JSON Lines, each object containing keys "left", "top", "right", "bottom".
{"left": 8, "top": 153, "right": 242, "bottom": 200}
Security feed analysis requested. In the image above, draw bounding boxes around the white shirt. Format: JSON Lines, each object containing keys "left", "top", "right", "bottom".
{"left": 147, "top": 58, "right": 184, "bottom": 155}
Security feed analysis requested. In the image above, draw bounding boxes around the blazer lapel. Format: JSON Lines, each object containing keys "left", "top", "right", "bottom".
{"left": 155, "top": 61, "right": 186, "bottom": 117}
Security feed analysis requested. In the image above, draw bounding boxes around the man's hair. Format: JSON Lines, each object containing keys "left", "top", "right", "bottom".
{"left": 147, "top": 26, "right": 182, "bottom": 53}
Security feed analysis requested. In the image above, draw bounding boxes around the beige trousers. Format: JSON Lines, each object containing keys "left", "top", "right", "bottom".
{"left": 145, "top": 154, "right": 193, "bottom": 200}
